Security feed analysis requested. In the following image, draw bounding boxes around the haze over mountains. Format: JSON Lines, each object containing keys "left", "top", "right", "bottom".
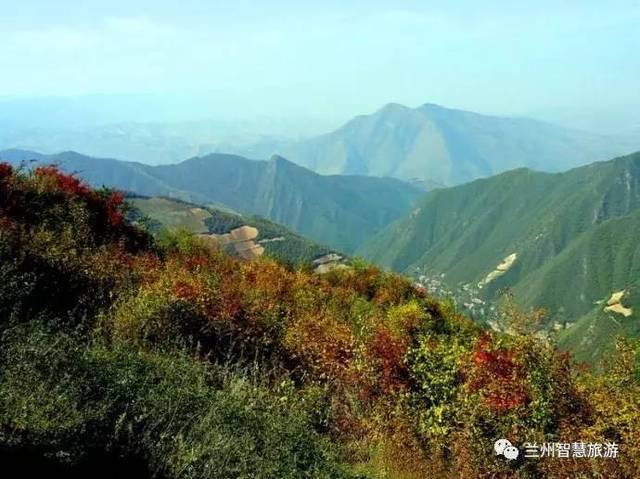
{"left": 2, "top": 97, "right": 639, "bottom": 363}
{"left": 260, "top": 103, "right": 640, "bottom": 186}
{"left": 0, "top": 93, "right": 330, "bottom": 165}
{"left": 0, "top": 149, "right": 422, "bottom": 253}
{"left": 3, "top": 98, "right": 639, "bottom": 188}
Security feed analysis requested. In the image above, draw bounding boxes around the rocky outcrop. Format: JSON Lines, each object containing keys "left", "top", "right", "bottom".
{"left": 478, "top": 253, "right": 517, "bottom": 288}
{"left": 198, "top": 225, "right": 265, "bottom": 260}
{"left": 604, "top": 290, "right": 633, "bottom": 317}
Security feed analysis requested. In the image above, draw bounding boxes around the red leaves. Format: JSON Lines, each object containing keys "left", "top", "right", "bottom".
{"left": 32, "top": 165, "right": 127, "bottom": 230}
{"left": 285, "top": 315, "right": 355, "bottom": 381}
{"left": 222, "top": 297, "right": 243, "bottom": 319}
{"left": 172, "top": 280, "right": 199, "bottom": 301}
{"left": 35, "top": 165, "right": 92, "bottom": 197}
{"left": 0, "top": 162, "right": 12, "bottom": 181}
{"left": 468, "top": 336, "right": 529, "bottom": 411}
{"left": 0, "top": 216, "right": 16, "bottom": 232}
{"left": 105, "top": 191, "right": 125, "bottom": 227}
{"left": 413, "top": 285, "right": 427, "bottom": 298}
{"left": 472, "top": 345, "right": 515, "bottom": 379}
{"left": 368, "top": 326, "right": 409, "bottom": 393}
{"left": 0, "top": 163, "right": 14, "bottom": 215}
{"left": 184, "top": 255, "right": 209, "bottom": 271}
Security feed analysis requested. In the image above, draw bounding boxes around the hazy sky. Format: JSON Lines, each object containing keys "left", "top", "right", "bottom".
{"left": 1, "top": 1, "right": 639, "bottom": 131}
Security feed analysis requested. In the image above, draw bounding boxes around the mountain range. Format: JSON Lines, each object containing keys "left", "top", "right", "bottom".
{"left": 2, "top": 111, "right": 638, "bottom": 363}
{"left": 358, "top": 151, "right": 640, "bottom": 362}
{"left": 3, "top": 100, "right": 639, "bottom": 189}
{"left": 5, "top": 147, "right": 634, "bottom": 478}
{"left": 255, "top": 103, "right": 640, "bottom": 186}
{"left": 0, "top": 149, "right": 422, "bottom": 253}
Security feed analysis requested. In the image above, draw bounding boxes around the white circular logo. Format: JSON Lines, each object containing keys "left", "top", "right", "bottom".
{"left": 494, "top": 439, "right": 519, "bottom": 460}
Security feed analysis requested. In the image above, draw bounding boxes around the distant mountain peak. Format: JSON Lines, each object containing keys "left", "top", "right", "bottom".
{"left": 417, "top": 103, "right": 497, "bottom": 119}
{"left": 274, "top": 102, "right": 640, "bottom": 186}
{"left": 269, "top": 154, "right": 289, "bottom": 164}
{"left": 268, "top": 154, "right": 303, "bottom": 171}
{"left": 417, "top": 102, "right": 448, "bottom": 111}
{"left": 377, "top": 102, "right": 412, "bottom": 114}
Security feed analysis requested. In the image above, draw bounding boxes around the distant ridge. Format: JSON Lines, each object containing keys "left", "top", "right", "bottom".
{"left": 263, "top": 102, "right": 639, "bottom": 185}
{"left": 0, "top": 149, "right": 422, "bottom": 253}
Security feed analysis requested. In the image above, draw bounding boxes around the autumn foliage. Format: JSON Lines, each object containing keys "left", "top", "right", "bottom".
{"left": 0, "top": 164, "right": 639, "bottom": 478}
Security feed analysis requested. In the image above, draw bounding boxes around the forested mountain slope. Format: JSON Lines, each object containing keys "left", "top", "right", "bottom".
{"left": 1, "top": 161, "right": 638, "bottom": 478}
{"left": 359, "top": 151, "right": 640, "bottom": 359}
{"left": 0, "top": 149, "right": 422, "bottom": 253}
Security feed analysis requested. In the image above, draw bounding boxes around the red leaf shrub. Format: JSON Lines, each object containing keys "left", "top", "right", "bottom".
{"left": 468, "top": 335, "right": 529, "bottom": 411}
{"left": 0, "top": 162, "right": 12, "bottom": 181}
{"left": 34, "top": 165, "right": 92, "bottom": 197}
{"left": 105, "top": 191, "right": 125, "bottom": 227}
{"left": 367, "top": 326, "right": 409, "bottom": 393}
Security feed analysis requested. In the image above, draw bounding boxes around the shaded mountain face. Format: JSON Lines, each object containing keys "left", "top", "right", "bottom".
{"left": 358, "top": 151, "right": 640, "bottom": 361}
{"left": 267, "top": 103, "right": 640, "bottom": 186}
{"left": 0, "top": 149, "right": 422, "bottom": 253}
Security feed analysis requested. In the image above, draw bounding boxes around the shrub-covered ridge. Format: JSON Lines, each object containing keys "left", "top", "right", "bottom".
{"left": 1, "top": 164, "right": 638, "bottom": 478}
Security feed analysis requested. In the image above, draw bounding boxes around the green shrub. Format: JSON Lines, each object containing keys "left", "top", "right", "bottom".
{"left": 0, "top": 324, "right": 353, "bottom": 478}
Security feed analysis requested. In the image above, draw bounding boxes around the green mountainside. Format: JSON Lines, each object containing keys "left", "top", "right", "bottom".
{"left": 146, "top": 154, "right": 422, "bottom": 253}
{"left": 2, "top": 155, "right": 639, "bottom": 478}
{"left": 359, "top": 151, "right": 640, "bottom": 360}
{"left": 0, "top": 149, "right": 422, "bottom": 253}
{"left": 557, "top": 285, "right": 640, "bottom": 365}
{"left": 128, "top": 196, "right": 337, "bottom": 267}
{"left": 270, "top": 103, "right": 639, "bottom": 186}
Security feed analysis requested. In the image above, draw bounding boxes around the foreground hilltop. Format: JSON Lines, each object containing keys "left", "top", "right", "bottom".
{"left": 0, "top": 164, "right": 638, "bottom": 478}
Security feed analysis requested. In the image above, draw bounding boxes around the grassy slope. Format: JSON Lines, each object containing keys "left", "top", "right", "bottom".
{"left": 130, "top": 197, "right": 213, "bottom": 233}
{"left": 512, "top": 209, "right": 640, "bottom": 321}
{"left": 2, "top": 162, "right": 640, "bottom": 478}
{"left": 146, "top": 154, "right": 422, "bottom": 253}
{"left": 130, "top": 196, "right": 336, "bottom": 266}
{"left": 361, "top": 152, "right": 640, "bottom": 278}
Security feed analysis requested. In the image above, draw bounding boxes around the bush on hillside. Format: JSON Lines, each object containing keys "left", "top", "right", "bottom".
{"left": 1, "top": 164, "right": 639, "bottom": 478}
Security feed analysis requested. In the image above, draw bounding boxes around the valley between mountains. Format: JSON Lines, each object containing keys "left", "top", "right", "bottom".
{"left": 4, "top": 3, "right": 640, "bottom": 476}
{"left": 2, "top": 143, "right": 638, "bottom": 365}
